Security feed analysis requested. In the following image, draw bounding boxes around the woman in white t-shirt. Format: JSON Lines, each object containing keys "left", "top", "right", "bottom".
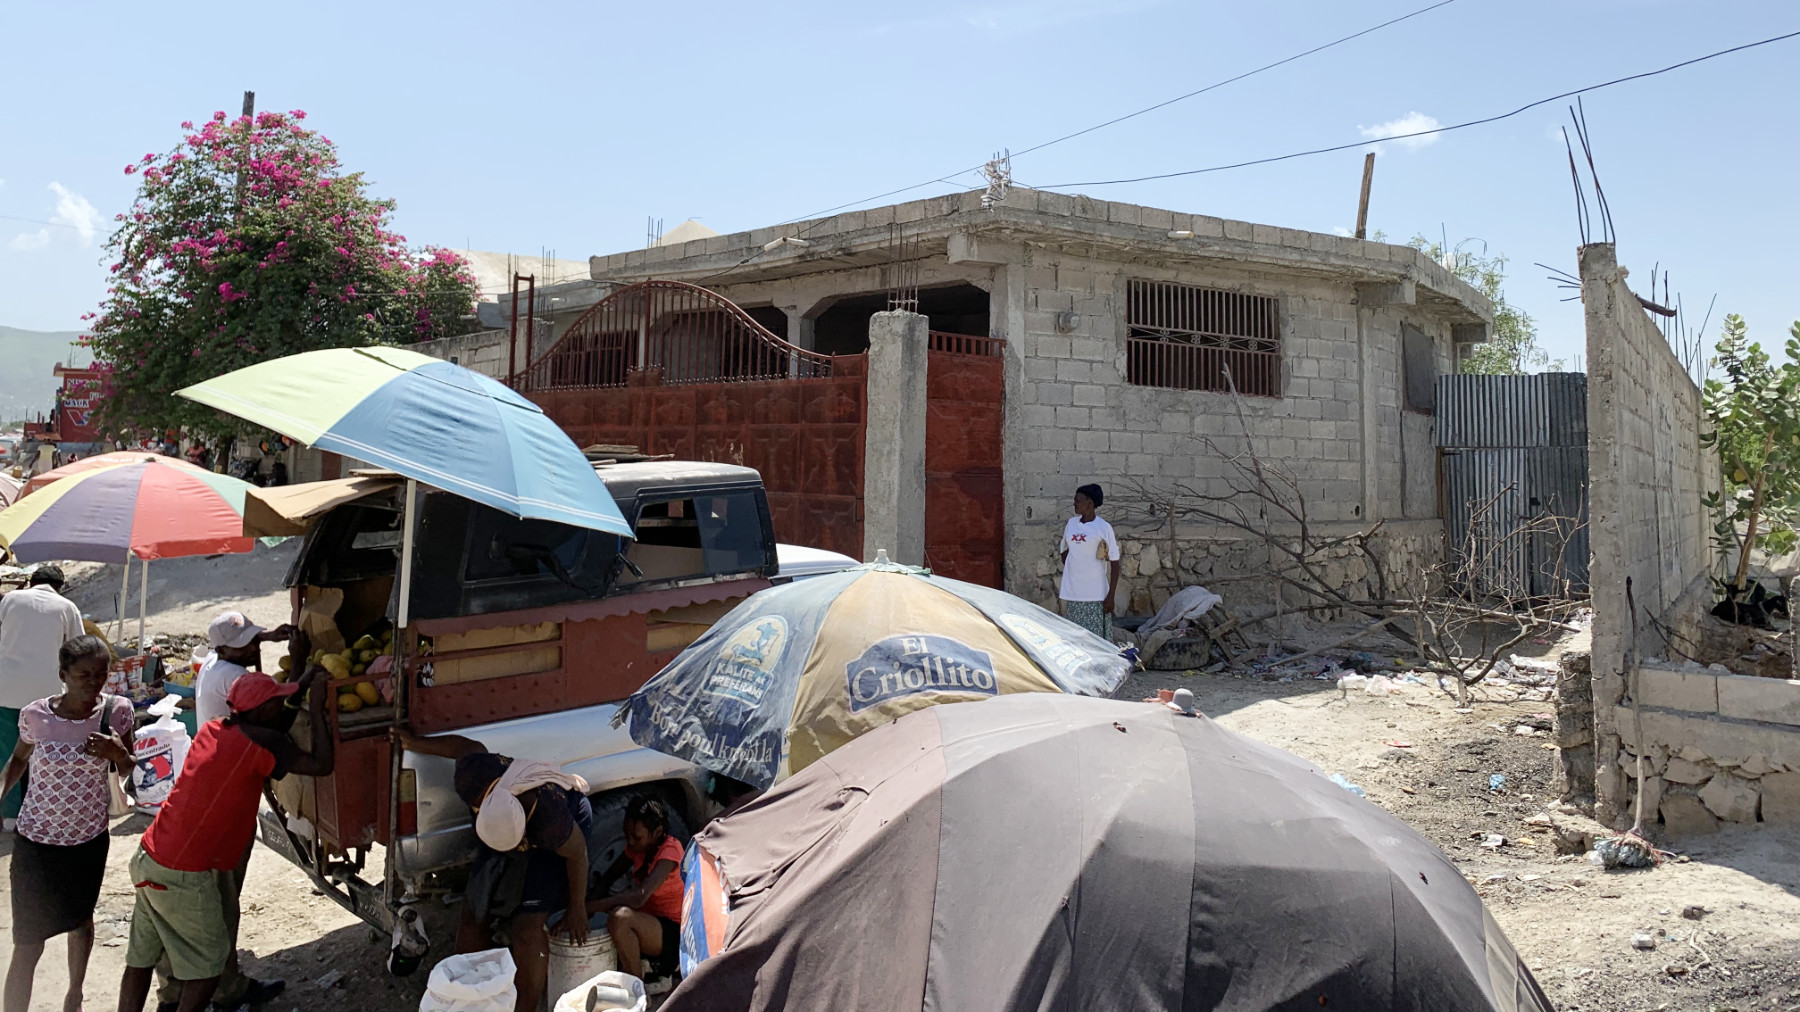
{"left": 1058, "top": 483, "right": 1121, "bottom": 641}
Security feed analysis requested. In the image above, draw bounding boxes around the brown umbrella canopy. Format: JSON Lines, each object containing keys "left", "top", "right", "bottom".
{"left": 668, "top": 694, "right": 1551, "bottom": 1012}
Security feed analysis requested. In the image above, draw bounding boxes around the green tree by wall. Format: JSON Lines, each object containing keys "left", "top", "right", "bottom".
{"left": 1407, "top": 236, "right": 1556, "bottom": 375}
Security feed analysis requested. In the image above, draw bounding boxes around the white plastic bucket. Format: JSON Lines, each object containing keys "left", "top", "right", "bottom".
{"left": 547, "top": 916, "right": 617, "bottom": 1004}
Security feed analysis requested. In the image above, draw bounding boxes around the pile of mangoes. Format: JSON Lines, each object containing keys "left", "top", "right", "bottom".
{"left": 280, "top": 627, "right": 397, "bottom": 714}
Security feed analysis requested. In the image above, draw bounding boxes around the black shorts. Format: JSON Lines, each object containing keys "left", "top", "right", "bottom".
{"left": 652, "top": 915, "right": 681, "bottom": 972}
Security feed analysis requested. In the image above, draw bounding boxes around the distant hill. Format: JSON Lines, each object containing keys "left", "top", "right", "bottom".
{"left": 0, "top": 326, "right": 86, "bottom": 423}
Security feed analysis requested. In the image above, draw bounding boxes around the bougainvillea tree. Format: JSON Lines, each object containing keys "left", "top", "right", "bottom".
{"left": 85, "top": 109, "right": 480, "bottom": 438}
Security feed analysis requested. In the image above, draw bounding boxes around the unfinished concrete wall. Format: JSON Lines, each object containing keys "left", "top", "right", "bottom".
{"left": 996, "top": 247, "right": 1453, "bottom": 611}
{"left": 407, "top": 328, "right": 512, "bottom": 380}
{"left": 1581, "top": 242, "right": 1721, "bottom": 825}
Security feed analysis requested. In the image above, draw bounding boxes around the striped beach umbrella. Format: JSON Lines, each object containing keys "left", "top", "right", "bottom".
{"left": 0, "top": 457, "right": 255, "bottom": 563}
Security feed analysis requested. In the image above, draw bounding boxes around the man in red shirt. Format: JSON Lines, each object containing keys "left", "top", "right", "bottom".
{"left": 118, "top": 669, "right": 334, "bottom": 1012}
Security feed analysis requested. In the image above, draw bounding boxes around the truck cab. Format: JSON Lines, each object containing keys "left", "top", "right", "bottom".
{"left": 258, "top": 460, "right": 784, "bottom": 931}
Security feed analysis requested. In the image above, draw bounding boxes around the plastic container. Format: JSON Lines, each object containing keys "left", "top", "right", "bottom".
{"left": 131, "top": 695, "right": 193, "bottom": 813}
{"left": 553, "top": 971, "right": 645, "bottom": 1012}
{"left": 547, "top": 914, "right": 618, "bottom": 1003}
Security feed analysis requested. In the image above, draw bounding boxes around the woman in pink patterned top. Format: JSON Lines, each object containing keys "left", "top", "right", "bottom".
{"left": 0, "top": 635, "right": 133, "bottom": 1012}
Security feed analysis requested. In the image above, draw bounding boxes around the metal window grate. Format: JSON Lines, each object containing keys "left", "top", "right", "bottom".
{"left": 1125, "top": 280, "right": 1280, "bottom": 395}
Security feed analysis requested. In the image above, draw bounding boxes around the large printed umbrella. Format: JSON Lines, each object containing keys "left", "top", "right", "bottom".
{"left": 175, "top": 346, "right": 631, "bottom": 538}
{"left": 619, "top": 560, "right": 1132, "bottom": 790}
{"left": 21, "top": 451, "right": 207, "bottom": 497}
{"left": 0, "top": 457, "right": 258, "bottom": 644}
{"left": 0, "top": 473, "right": 20, "bottom": 509}
{"left": 667, "top": 694, "right": 1553, "bottom": 1012}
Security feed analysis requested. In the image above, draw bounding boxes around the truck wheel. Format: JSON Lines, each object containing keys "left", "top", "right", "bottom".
{"left": 585, "top": 784, "right": 692, "bottom": 896}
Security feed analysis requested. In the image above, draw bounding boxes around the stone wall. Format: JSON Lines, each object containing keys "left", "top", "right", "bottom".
{"left": 1016, "top": 518, "right": 1442, "bottom": 616}
{"left": 1611, "top": 661, "right": 1800, "bottom": 836}
{"left": 1580, "top": 242, "right": 1722, "bottom": 825}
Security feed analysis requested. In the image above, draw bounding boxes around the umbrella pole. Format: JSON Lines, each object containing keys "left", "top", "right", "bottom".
{"left": 137, "top": 557, "right": 149, "bottom": 651}
{"left": 116, "top": 555, "right": 131, "bottom": 641}
{"left": 385, "top": 479, "right": 418, "bottom": 910}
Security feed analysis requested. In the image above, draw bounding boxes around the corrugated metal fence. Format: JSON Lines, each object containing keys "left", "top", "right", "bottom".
{"left": 1437, "top": 373, "right": 1590, "bottom": 597}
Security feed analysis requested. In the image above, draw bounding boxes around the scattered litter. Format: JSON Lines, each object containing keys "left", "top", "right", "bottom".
{"left": 1383, "top": 740, "right": 1413, "bottom": 748}
{"left": 1337, "top": 674, "right": 1368, "bottom": 693}
{"left": 1488, "top": 774, "right": 1507, "bottom": 791}
{"left": 1399, "top": 785, "right": 1417, "bottom": 795}
{"left": 1631, "top": 932, "right": 1657, "bottom": 951}
{"left": 1681, "top": 905, "right": 1709, "bottom": 920}
{"left": 1483, "top": 873, "right": 1511, "bottom": 885}
{"left": 1480, "top": 834, "right": 1507, "bottom": 849}
{"left": 1365, "top": 675, "right": 1398, "bottom": 696}
{"left": 1519, "top": 874, "right": 1543, "bottom": 882}
{"left": 315, "top": 969, "right": 346, "bottom": 989}
{"left": 1513, "top": 725, "right": 1541, "bottom": 737}
{"left": 1665, "top": 963, "right": 1689, "bottom": 976}
{"left": 1454, "top": 707, "right": 1474, "bottom": 714}
{"left": 1329, "top": 773, "right": 1366, "bottom": 797}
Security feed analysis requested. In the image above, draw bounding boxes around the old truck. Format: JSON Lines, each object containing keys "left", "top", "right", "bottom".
{"left": 252, "top": 459, "right": 849, "bottom": 939}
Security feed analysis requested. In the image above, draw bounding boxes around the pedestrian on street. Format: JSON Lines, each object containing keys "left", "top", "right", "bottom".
{"left": 147, "top": 619, "right": 293, "bottom": 1012}
{"left": 0, "top": 635, "right": 133, "bottom": 1012}
{"left": 1058, "top": 483, "right": 1121, "bottom": 641}
{"left": 396, "top": 729, "right": 593, "bottom": 1012}
{"left": 588, "top": 796, "right": 685, "bottom": 984}
{"left": 117, "top": 670, "right": 333, "bottom": 1012}
{"left": 266, "top": 462, "right": 288, "bottom": 487}
{"left": 0, "top": 565, "right": 86, "bottom": 828}
{"left": 193, "top": 611, "right": 295, "bottom": 726}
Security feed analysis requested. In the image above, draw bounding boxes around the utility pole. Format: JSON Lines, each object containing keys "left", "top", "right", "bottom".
{"left": 1353, "top": 152, "right": 1376, "bottom": 240}
{"left": 234, "top": 91, "right": 255, "bottom": 216}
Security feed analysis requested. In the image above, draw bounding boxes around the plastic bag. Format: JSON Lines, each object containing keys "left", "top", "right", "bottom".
{"left": 420, "top": 948, "right": 517, "bottom": 1012}
{"left": 131, "top": 695, "right": 192, "bottom": 814}
{"left": 553, "top": 971, "right": 646, "bottom": 1012}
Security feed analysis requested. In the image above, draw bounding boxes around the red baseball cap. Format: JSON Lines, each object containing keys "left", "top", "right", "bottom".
{"left": 227, "top": 672, "right": 300, "bottom": 713}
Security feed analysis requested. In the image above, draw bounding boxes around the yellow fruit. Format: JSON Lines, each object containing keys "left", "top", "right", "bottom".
{"left": 321, "top": 655, "right": 350, "bottom": 679}
{"left": 354, "top": 681, "right": 379, "bottom": 705}
{"left": 358, "top": 649, "right": 377, "bottom": 664}
{"left": 353, "top": 635, "right": 377, "bottom": 651}
{"left": 351, "top": 663, "right": 367, "bottom": 677}
{"left": 339, "top": 649, "right": 355, "bottom": 665}
{"left": 277, "top": 655, "right": 293, "bottom": 671}
{"left": 337, "top": 692, "right": 363, "bottom": 713}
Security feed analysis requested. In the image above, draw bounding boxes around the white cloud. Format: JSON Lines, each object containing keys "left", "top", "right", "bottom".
{"left": 1332, "top": 226, "right": 1353, "bottom": 237}
{"left": 48, "top": 183, "right": 102, "bottom": 245}
{"left": 1359, "top": 111, "right": 1442, "bottom": 153}
{"left": 9, "top": 229, "right": 51, "bottom": 251}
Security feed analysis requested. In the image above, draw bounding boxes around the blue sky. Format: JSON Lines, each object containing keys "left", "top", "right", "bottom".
{"left": 3, "top": 0, "right": 1796, "bottom": 372}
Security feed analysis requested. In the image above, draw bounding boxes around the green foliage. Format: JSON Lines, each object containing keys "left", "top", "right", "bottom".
{"left": 1700, "top": 314, "right": 1800, "bottom": 586}
{"left": 1406, "top": 236, "right": 1557, "bottom": 375}
{"left": 85, "top": 110, "right": 480, "bottom": 439}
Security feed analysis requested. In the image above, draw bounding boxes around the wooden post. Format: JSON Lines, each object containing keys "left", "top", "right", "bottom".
{"left": 1354, "top": 152, "right": 1376, "bottom": 240}
{"left": 234, "top": 91, "right": 255, "bottom": 216}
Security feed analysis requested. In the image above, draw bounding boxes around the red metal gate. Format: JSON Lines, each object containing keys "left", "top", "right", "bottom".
{"left": 925, "top": 332, "right": 1005, "bottom": 587}
{"left": 515, "top": 282, "right": 865, "bottom": 560}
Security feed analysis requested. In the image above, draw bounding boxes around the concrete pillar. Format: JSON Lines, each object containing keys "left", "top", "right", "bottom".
{"left": 862, "top": 310, "right": 929, "bottom": 565}
{"left": 784, "top": 307, "right": 816, "bottom": 378}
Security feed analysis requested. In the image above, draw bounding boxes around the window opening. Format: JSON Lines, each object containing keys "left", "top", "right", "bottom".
{"left": 1126, "top": 280, "right": 1280, "bottom": 396}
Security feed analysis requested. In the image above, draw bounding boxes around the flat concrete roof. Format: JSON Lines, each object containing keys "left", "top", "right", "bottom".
{"left": 587, "top": 189, "right": 1491, "bottom": 323}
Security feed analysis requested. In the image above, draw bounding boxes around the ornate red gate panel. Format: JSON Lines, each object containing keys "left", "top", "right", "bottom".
{"left": 925, "top": 332, "right": 1005, "bottom": 588}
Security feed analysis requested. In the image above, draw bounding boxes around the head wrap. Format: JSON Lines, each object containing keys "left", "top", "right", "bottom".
{"left": 467, "top": 757, "right": 590, "bottom": 852}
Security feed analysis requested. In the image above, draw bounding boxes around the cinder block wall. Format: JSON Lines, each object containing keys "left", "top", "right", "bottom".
{"left": 1581, "top": 242, "right": 1722, "bottom": 826}
{"left": 999, "top": 251, "right": 1449, "bottom": 612}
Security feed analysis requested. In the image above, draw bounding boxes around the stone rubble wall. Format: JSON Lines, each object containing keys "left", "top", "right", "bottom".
{"left": 1606, "top": 661, "right": 1800, "bottom": 837}
{"left": 1014, "top": 518, "right": 1442, "bottom": 617}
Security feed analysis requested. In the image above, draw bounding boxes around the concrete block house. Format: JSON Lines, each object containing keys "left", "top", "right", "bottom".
{"left": 480, "top": 190, "right": 1491, "bottom": 615}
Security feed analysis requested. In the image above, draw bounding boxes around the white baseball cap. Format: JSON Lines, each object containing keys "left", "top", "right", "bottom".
{"left": 207, "top": 611, "right": 265, "bottom": 650}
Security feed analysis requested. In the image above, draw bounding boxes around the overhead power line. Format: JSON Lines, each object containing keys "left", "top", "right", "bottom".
{"left": 1035, "top": 28, "right": 1800, "bottom": 188}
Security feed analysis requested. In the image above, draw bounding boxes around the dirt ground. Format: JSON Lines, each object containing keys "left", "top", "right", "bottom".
{"left": 8, "top": 597, "right": 1800, "bottom": 1010}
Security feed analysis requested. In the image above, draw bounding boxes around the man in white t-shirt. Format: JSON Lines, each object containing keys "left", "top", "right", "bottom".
{"left": 194, "top": 610, "right": 294, "bottom": 725}
{"left": 1058, "top": 483, "right": 1121, "bottom": 641}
